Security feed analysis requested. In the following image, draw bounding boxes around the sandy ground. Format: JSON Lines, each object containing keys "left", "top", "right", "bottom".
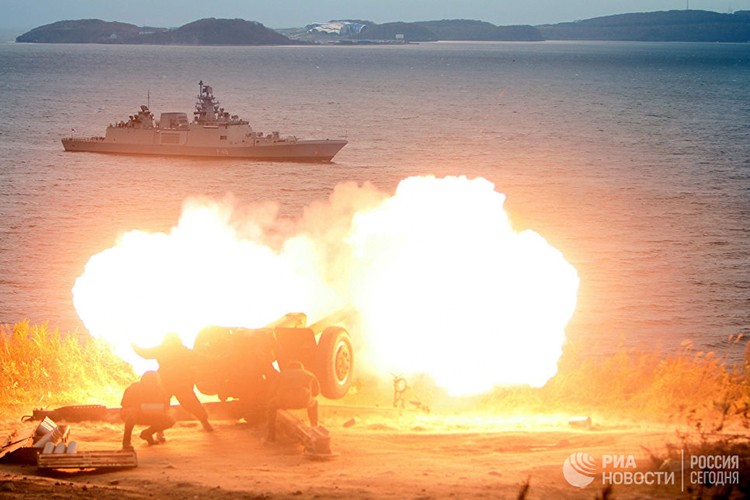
{"left": 0, "top": 405, "right": 725, "bottom": 499}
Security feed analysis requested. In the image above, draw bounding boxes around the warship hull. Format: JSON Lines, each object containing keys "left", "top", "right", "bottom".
{"left": 61, "top": 137, "right": 347, "bottom": 162}
{"left": 62, "top": 81, "right": 348, "bottom": 162}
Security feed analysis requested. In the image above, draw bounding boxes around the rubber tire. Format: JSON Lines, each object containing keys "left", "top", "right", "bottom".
{"left": 317, "top": 326, "right": 354, "bottom": 399}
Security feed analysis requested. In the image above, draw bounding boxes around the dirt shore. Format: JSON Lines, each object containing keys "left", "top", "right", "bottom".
{"left": 2, "top": 403, "right": 713, "bottom": 499}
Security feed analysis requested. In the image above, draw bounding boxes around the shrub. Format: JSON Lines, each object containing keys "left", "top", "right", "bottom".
{"left": 0, "top": 322, "right": 136, "bottom": 414}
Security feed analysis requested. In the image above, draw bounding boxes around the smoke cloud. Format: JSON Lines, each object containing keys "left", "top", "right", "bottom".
{"left": 73, "top": 175, "right": 578, "bottom": 393}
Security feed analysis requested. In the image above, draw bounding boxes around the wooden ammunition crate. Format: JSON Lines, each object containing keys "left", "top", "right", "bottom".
{"left": 37, "top": 450, "right": 137, "bottom": 470}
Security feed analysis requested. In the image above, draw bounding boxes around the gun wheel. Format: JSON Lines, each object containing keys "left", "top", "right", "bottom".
{"left": 318, "top": 326, "right": 354, "bottom": 399}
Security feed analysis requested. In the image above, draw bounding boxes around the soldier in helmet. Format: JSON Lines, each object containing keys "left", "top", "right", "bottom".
{"left": 266, "top": 360, "right": 320, "bottom": 442}
{"left": 120, "top": 370, "right": 174, "bottom": 449}
{"left": 133, "top": 333, "right": 214, "bottom": 432}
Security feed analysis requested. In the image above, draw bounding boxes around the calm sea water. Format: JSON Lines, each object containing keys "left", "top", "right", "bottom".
{"left": 0, "top": 41, "right": 748, "bottom": 358}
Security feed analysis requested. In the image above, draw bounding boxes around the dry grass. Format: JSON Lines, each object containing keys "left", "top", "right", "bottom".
{"left": 2, "top": 321, "right": 750, "bottom": 430}
{"left": 342, "top": 334, "right": 750, "bottom": 435}
{"left": 442, "top": 334, "right": 750, "bottom": 431}
{"left": 0, "top": 322, "right": 135, "bottom": 416}
{"left": 542, "top": 334, "right": 750, "bottom": 425}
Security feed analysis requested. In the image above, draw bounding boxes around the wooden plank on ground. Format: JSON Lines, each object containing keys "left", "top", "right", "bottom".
{"left": 37, "top": 450, "right": 138, "bottom": 470}
{"left": 0, "top": 425, "right": 36, "bottom": 460}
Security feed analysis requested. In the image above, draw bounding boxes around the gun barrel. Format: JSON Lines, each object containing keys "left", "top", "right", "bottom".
{"left": 307, "top": 308, "right": 355, "bottom": 335}
{"left": 265, "top": 312, "right": 307, "bottom": 329}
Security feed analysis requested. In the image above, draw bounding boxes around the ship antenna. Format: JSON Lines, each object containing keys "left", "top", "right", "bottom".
{"left": 147, "top": 89, "right": 150, "bottom": 109}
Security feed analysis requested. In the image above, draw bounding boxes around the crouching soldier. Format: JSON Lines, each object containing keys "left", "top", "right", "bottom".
{"left": 133, "top": 333, "right": 213, "bottom": 432}
{"left": 121, "top": 370, "right": 175, "bottom": 449}
{"left": 266, "top": 360, "right": 320, "bottom": 442}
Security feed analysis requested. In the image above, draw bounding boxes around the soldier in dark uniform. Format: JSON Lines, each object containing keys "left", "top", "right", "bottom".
{"left": 266, "top": 360, "right": 320, "bottom": 442}
{"left": 133, "top": 333, "right": 214, "bottom": 432}
{"left": 121, "top": 370, "right": 174, "bottom": 449}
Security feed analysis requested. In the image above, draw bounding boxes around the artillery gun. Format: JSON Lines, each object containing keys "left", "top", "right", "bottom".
{"left": 17, "top": 310, "right": 354, "bottom": 459}
{"left": 192, "top": 310, "right": 355, "bottom": 422}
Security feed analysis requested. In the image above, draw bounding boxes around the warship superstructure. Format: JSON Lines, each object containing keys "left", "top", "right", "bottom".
{"left": 62, "top": 81, "right": 347, "bottom": 161}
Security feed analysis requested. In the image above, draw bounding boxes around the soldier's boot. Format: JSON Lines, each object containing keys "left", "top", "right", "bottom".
{"left": 139, "top": 430, "right": 156, "bottom": 445}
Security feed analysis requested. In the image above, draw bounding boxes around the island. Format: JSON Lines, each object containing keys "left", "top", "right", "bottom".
{"left": 16, "top": 18, "right": 294, "bottom": 45}
{"left": 15, "top": 10, "right": 750, "bottom": 45}
{"left": 538, "top": 10, "right": 750, "bottom": 42}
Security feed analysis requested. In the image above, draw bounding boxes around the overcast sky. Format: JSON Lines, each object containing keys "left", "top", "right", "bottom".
{"left": 2, "top": 0, "right": 748, "bottom": 32}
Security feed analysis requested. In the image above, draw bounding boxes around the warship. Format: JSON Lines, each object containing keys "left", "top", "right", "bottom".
{"left": 62, "top": 81, "right": 347, "bottom": 161}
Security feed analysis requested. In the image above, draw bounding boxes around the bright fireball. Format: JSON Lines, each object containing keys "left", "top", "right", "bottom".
{"left": 73, "top": 176, "right": 579, "bottom": 394}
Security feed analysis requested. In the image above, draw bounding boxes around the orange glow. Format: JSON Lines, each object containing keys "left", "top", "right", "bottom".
{"left": 72, "top": 197, "right": 341, "bottom": 373}
{"left": 73, "top": 176, "right": 578, "bottom": 393}
{"left": 347, "top": 176, "right": 579, "bottom": 394}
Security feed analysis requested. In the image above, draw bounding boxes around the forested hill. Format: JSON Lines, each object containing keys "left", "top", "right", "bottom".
{"left": 15, "top": 10, "right": 750, "bottom": 45}
{"left": 16, "top": 18, "right": 294, "bottom": 45}
{"left": 538, "top": 10, "right": 750, "bottom": 42}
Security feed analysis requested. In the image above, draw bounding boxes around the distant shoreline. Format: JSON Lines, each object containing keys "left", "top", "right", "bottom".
{"left": 14, "top": 10, "right": 750, "bottom": 45}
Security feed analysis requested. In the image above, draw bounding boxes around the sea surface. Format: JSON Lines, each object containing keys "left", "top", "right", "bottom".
{"left": 0, "top": 40, "right": 748, "bottom": 359}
